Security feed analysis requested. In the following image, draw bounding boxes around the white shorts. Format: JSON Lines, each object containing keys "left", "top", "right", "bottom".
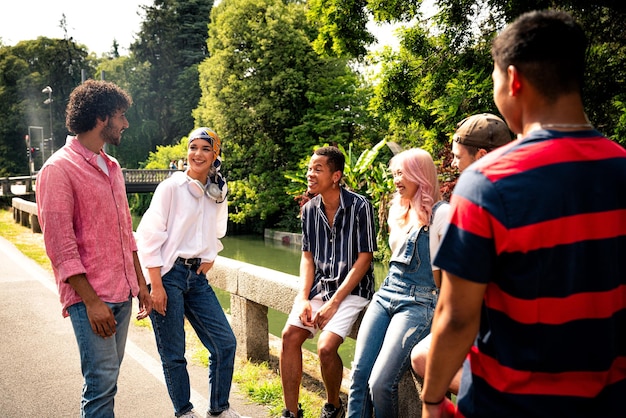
{"left": 286, "top": 294, "right": 370, "bottom": 340}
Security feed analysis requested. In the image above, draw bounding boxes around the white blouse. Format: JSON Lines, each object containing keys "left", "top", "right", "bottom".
{"left": 135, "top": 171, "right": 228, "bottom": 282}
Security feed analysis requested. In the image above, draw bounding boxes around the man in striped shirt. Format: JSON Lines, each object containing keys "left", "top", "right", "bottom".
{"left": 280, "top": 146, "right": 377, "bottom": 418}
{"left": 421, "top": 10, "right": 626, "bottom": 418}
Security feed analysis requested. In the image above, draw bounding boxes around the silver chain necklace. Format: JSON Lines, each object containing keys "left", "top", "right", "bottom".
{"left": 541, "top": 122, "right": 593, "bottom": 129}
{"left": 541, "top": 114, "right": 593, "bottom": 130}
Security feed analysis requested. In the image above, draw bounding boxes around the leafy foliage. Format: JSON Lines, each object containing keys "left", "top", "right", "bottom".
{"left": 96, "top": 55, "right": 158, "bottom": 168}
{"left": 0, "top": 37, "right": 95, "bottom": 175}
{"left": 130, "top": 0, "right": 214, "bottom": 148}
{"left": 313, "top": 0, "right": 626, "bottom": 146}
{"left": 307, "top": 0, "right": 424, "bottom": 58}
{"left": 194, "top": 0, "right": 381, "bottom": 231}
{"left": 369, "top": 23, "right": 496, "bottom": 155}
{"left": 142, "top": 137, "right": 189, "bottom": 169}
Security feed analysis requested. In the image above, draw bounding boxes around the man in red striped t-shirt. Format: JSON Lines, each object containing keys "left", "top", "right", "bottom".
{"left": 421, "top": 10, "right": 626, "bottom": 418}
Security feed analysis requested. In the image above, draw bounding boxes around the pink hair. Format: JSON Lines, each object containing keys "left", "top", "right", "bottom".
{"left": 388, "top": 148, "right": 440, "bottom": 228}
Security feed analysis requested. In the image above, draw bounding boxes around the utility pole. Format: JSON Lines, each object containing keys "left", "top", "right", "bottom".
{"left": 42, "top": 86, "right": 54, "bottom": 160}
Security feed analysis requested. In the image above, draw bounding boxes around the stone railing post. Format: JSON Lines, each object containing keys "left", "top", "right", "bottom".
{"left": 398, "top": 370, "right": 424, "bottom": 416}
{"left": 231, "top": 294, "right": 269, "bottom": 362}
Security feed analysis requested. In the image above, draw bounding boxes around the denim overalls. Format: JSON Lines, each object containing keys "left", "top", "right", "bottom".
{"left": 348, "top": 203, "right": 442, "bottom": 418}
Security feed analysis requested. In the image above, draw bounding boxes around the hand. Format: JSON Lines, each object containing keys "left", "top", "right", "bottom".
{"left": 197, "top": 261, "right": 214, "bottom": 275}
{"left": 85, "top": 299, "right": 116, "bottom": 338}
{"left": 422, "top": 397, "right": 456, "bottom": 418}
{"left": 136, "top": 285, "right": 153, "bottom": 320}
{"left": 312, "top": 299, "right": 338, "bottom": 330}
{"left": 298, "top": 299, "right": 314, "bottom": 327}
{"left": 150, "top": 284, "right": 168, "bottom": 316}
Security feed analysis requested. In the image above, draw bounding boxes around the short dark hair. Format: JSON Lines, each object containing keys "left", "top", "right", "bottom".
{"left": 65, "top": 80, "right": 132, "bottom": 134}
{"left": 492, "top": 10, "right": 587, "bottom": 103}
{"left": 314, "top": 146, "right": 345, "bottom": 175}
{"left": 461, "top": 143, "right": 481, "bottom": 157}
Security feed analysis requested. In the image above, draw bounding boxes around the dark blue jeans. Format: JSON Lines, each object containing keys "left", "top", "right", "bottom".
{"left": 150, "top": 263, "right": 237, "bottom": 416}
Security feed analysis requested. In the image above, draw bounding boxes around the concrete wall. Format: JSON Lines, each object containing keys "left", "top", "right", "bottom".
{"left": 210, "top": 255, "right": 424, "bottom": 415}
{"left": 11, "top": 197, "right": 40, "bottom": 233}
{"left": 264, "top": 228, "right": 303, "bottom": 247}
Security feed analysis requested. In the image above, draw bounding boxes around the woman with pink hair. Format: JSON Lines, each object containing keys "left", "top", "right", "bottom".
{"left": 347, "top": 148, "right": 449, "bottom": 418}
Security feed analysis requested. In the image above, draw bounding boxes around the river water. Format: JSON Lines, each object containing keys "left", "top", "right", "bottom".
{"left": 218, "top": 234, "right": 389, "bottom": 365}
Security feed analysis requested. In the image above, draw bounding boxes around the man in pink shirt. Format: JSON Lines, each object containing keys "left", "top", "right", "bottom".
{"left": 37, "top": 79, "right": 152, "bottom": 417}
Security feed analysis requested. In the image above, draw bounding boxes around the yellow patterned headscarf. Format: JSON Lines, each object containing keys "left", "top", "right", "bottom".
{"left": 188, "top": 127, "right": 221, "bottom": 156}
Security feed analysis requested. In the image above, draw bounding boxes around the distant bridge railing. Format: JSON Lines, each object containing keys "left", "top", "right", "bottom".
{"left": 0, "top": 176, "right": 35, "bottom": 197}
{"left": 1, "top": 170, "right": 178, "bottom": 196}
{"left": 122, "top": 169, "right": 177, "bottom": 193}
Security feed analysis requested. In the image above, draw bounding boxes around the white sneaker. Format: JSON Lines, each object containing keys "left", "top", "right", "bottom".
{"left": 208, "top": 408, "right": 251, "bottom": 418}
{"left": 179, "top": 411, "right": 202, "bottom": 418}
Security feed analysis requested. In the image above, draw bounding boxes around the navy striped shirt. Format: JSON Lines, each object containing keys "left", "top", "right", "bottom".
{"left": 302, "top": 187, "right": 377, "bottom": 301}
{"left": 434, "top": 130, "right": 626, "bottom": 417}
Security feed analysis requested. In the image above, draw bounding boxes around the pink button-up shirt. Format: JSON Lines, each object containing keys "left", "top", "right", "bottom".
{"left": 37, "top": 136, "right": 140, "bottom": 317}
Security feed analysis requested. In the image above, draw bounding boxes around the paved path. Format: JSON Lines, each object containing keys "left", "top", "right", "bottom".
{"left": 0, "top": 236, "right": 270, "bottom": 418}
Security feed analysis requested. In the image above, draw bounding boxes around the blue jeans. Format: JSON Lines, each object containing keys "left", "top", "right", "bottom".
{"left": 150, "top": 263, "right": 237, "bottom": 416}
{"left": 348, "top": 224, "right": 437, "bottom": 418}
{"left": 68, "top": 297, "right": 132, "bottom": 418}
{"left": 347, "top": 279, "right": 436, "bottom": 417}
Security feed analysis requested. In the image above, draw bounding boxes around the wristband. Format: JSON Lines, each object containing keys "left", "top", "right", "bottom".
{"left": 422, "top": 397, "right": 445, "bottom": 406}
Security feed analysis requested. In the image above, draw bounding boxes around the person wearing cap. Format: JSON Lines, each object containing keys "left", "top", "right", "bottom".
{"left": 408, "top": 113, "right": 513, "bottom": 397}
{"left": 136, "top": 128, "right": 243, "bottom": 418}
{"left": 451, "top": 113, "right": 512, "bottom": 172}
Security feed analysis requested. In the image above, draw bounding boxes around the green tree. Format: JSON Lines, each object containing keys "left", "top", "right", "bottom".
{"left": 96, "top": 55, "right": 159, "bottom": 168}
{"left": 0, "top": 48, "right": 30, "bottom": 176}
{"left": 194, "top": 0, "right": 379, "bottom": 231}
{"left": 435, "top": 0, "right": 626, "bottom": 144}
{"left": 0, "top": 37, "right": 96, "bottom": 176}
{"left": 131, "top": 0, "right": 215, "bottom": 149}
{"left": 286, "top": 63, "right": 386, "bottom": 158}
{"left": 307, "top": 0, "right": 424, "bottom": 58}
{"left": 310, "top": 0, "right": 626, "bottom": 146}
{"left": 370, "top": 25, "right": 495, "bottom": 154}
{"left": 142, "top": 137, "right": 189, "bottom": 169}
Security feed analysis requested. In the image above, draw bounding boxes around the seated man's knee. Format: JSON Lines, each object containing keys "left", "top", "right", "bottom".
{"left": 281, "top": 326, "right": 306, "bottom": 349}
{"left": 317, "top": 332, "right": 341, "bottom": 362}
{"left": 410, "top": 337, "right": 431, "bottom": 377}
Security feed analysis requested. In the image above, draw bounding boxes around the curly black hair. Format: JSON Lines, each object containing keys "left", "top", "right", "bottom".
{"left": 65, "top": 79, "right": 132, "bottom": 134}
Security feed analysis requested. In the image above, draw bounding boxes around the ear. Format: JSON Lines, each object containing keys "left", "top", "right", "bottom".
{"left": 508, "top": 65, "right": 522, "bottom": 97}
{"left": 332, "top": 170, "right": 342, "bottom": 184}
{"left": 96, "top": 115, "right": 108, "bottom": 127}
{"left": 475, "top": 148, "right": 488, "bottom": 160}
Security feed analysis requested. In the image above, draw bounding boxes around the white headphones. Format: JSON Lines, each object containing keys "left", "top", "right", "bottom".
{"left": 187, "top": 171, "right": 228, "bottom": 203}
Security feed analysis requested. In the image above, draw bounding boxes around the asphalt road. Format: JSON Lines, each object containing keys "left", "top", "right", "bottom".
{"left": 0, "top": 236, "right": 270, "bottom": 418}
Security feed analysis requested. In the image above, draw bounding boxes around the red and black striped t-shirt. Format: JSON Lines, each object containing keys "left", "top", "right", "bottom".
{"left": 434, "top": 129, "right": 626, "bottom": 417}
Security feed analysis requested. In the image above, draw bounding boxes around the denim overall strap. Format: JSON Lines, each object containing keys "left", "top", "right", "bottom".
{"left": 430, "top": 200, "right": 446, "bottom": 225}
